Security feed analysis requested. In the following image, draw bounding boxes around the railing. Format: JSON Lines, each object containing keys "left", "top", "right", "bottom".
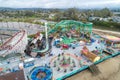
{"left": 56, "top": 51, "right": 120, "bottom": 80}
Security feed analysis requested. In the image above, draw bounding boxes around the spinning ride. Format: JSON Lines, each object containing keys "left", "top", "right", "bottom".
{"left": 30, "top": 66, "right": 52, "bottom": 80}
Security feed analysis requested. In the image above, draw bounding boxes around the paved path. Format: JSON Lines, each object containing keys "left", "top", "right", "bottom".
{"left": 93, "top": 29, "right": 120, "bottom": 35}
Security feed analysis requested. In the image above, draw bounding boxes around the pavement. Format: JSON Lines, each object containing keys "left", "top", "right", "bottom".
{"left": 93, "top": 29, "right": 120, "bottom": 35}
{"left": 93, "top": 29, "right": 120, "bottom": 37}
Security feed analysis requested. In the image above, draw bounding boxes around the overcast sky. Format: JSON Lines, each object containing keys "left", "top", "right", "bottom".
{"left": 0, "top": 0, "right": 120, "bottom": 9}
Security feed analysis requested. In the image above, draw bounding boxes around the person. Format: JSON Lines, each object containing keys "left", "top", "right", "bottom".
{"left": 49, "top": 51, "right": 53, "bottom": 56}
{"left": 20, "top": 56, "right": 25, "bottom": 62}
{"left": 7, "top": 59, "right": 10, "bottom": 64}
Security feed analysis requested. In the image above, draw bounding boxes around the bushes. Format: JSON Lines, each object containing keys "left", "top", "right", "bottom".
{"left": 92, "top": 21, "right": 120, "bottom": 31}
{"left": 28, "top": 34, "right": 36, "bottom": 38}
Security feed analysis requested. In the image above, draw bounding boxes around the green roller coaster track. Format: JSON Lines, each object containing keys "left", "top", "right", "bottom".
{"left": 48, "top": 20, "right": 93, "bottom": 35}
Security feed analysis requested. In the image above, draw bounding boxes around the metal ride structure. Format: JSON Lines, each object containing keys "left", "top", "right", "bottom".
{"left": 0, "top": 30, "right": 28, "bottom": 57}
{"left": 48, "top": 20, "right": 93, "bottom": 35}
{"left": 31, "top": 23, "right": 50, "bottom": 53}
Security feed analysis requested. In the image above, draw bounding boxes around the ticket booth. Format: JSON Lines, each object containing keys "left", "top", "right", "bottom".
{"left": 24, "top": 58, "right": 35, "bottom": 68}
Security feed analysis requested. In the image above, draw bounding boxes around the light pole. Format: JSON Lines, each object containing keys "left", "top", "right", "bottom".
{"left": 45, "top": 22, "right": 48, "bottom": 44}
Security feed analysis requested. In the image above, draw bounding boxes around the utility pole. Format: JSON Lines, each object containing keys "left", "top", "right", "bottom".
{"left": 1, "top": 21, "right": 3, "bottom": 28}
{"left": 0, "top": 36, "right": 3, "bottom": 45}
{"left": 6, "top": 21, "right": 9, "bottom": 28}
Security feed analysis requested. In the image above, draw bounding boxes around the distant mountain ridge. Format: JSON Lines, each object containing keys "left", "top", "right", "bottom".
{"left": 0, "top": 7, "right": 66, "bottom": 11}
{"left": 0, "top": 7, "right": 120, "bottom": 12}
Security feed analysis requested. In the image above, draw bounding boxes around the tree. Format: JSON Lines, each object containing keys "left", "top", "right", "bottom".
{"left": 63, "top": 8, "right": 79, "bottom": 20}
{"left": 93, "top": 8, "right": 113, "bottom": 17}
{"left": 24, "top": 10, "right": 34, "bottom": 17}
{"left": 101, "top": 8, "right": 113, "bottom": 17}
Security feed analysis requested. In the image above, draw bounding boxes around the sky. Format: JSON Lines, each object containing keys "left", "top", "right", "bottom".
{"left": 0, "top": 0, "right": 120, "bottom": 9}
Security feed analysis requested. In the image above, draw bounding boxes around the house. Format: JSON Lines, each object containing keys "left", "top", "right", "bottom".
{"left": 49, "top": 13, "right": 56, "bottom": 19}
{"left": 112, "top": 16, "right": 120, "bottom": 23}
{"left": 88, "top": 17, "right": 100, "bottom": 21}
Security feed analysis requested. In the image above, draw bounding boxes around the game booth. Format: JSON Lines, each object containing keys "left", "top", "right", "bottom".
{"left": 98, "top": 35, "right": 120, "bottom": 56}
{"left": 101, "top": 35, "right": 120, "bottom": 49}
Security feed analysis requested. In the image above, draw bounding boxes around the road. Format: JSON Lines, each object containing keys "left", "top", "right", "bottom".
{"left": 93, "top": 29, "right": 120, "bottom": 37}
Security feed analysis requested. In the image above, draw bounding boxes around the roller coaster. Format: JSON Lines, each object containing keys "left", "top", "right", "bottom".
{"left": 0, "top": 30, "right": 28, "bottom": 57}
{"left": 0, "top": 22, "right": 47, "bottom": 57}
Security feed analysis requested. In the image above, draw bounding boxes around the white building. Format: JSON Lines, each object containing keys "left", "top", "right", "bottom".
{"left": 112, "top": 16, "right": 120, "bottom": 23}
{"left": 88, "top": 17, "right": 101, "bottom": 21}
{"left": 49, "top": 13, "right": 56, "bottom": 19}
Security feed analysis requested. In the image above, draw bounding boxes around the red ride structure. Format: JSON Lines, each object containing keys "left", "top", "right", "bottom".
{"left": 0, "top": 30, "right": 28, "bottom": 57}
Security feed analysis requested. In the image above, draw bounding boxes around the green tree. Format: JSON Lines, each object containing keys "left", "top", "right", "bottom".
{"left": 63, "top": 8, "right": 79, "bottom": 20}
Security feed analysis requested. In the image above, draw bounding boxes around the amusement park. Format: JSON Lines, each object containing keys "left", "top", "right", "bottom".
{"left": 0, "top": 20, "right": 120, "bottom": 80}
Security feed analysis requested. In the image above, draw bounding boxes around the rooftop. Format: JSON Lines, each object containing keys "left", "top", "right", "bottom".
{"left": 0, "top": 70, "right": 25, "bottom": 80}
